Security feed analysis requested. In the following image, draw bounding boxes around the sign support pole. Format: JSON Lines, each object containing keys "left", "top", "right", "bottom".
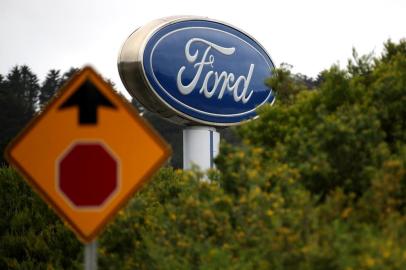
{"left": 183, "top": 126, "right": 220, "bottom": 170}
{"left": 84, "top": 240, "right": 97, "bottom": 270}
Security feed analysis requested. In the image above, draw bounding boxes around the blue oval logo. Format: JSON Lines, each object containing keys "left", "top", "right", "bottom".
{"left": 142, "top": 19, "right": 275, "bottom": 125}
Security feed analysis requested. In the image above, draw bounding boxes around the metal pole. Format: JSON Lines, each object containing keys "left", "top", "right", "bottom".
{"left": 183, "top": 126, "right": 220, "bottom": 170}
{"left": 84, "top": 240, "right": 97, "bottom": 270}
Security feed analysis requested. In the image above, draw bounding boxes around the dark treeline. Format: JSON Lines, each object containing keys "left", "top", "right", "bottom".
{"left": 0, "top": 65, "right": 273, "bottom": 168}
{"left": 0, "top": 66, "right": 79, "bottom": 164}
{"left": 0, "top": 66, "right": 182, "bottom": 167}
{"left": 0, "top": 64, "right": 321, "bottom": 168}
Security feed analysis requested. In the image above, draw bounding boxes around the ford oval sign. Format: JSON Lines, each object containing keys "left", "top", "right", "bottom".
{"left": 118, "top": 16, "right": 275, "bottom": 126}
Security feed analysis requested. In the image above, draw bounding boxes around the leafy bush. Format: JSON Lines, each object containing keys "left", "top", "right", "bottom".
{"left": 0, "top": 168, "right": 81, "bottom": 269}
{"left": 1, "top": 39, "right": 405, "bottom": 269}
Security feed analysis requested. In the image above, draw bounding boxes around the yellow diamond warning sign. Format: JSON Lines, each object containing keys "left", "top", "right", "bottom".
{"left": 5, "top": 66, "right": 171, "bottom": 242}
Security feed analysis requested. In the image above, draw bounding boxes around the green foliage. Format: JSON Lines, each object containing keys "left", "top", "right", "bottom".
{"left": 239, "top": 39, "right": 406, "bottom": 197}
{"left": 39, "top": 70, "right": 61, "bottom": 110}
{"left": 0, "top": 66, "right": 39, "bottom": 165}
{"left": 266, "top": 63, "right": 314, "bottom": 104}
{"left": 0, "top": 39, "right": 405, "bottom": 269}
{"left": 0, "top": 167, "right": 81, "bottom": 269}
{"left": 97, "top": 146, "right": 406, "bottom": 269}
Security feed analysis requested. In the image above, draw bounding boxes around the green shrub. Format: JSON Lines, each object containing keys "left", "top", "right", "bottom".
{"left": 0, "top": 167, "right": 81, "bottom": 269}
{"left": 1, "top": 39, "right": 405, "bottom": 269}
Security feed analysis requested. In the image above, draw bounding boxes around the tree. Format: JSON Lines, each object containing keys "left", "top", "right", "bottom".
{"left": 97, "top": 39, "right": 406, "bottom": 269}
{"left": 39, "top": 69, "right": 61, "bottom": 109}
{"left": 265, "top": 63, "right": 310, "bottom": 104}
{"left": 1, "top": 40, "right": 405, "bottom": 269}
{"left": 0, "top": 66, "right": 40, "bottom": 164}
{"left": 5, "top": 65, "right": 39, "bottom": 118}
{"left": 0, "top": 168, "right": 81, "bottom": 269}
{"left": 60, "top": 67, "right": 79, "bottom": 86}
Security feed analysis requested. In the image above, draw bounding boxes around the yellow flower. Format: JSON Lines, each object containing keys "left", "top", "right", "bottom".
{"left": 364, "top": 256, "right": 375, "bottom": 267}
{"left": 247, "top": 169, "right": 258, "bottom": 179}
{"left": 253, "top": 147, "right": 262, "bottom": 154}
{"left": 203, "top": 209, "right": 214, "bottom": 219}
{"left": 236, "top": 151, "right": 245, "bottom": 158}
{"left": 276, "top": 227, "right": 290, "bottom": 234}
{"left": 301, "top": 245, "right": 311, "bottom": 254}
{"left": 341, "top": 207, "right": 352, "bottom": 219}
{"left": 251, "top": 186, "right": 261, "bottom": 197}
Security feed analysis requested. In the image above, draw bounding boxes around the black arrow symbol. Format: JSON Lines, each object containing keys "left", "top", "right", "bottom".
{"left": 59, "top": 80, "right": 117, "bottom": 125}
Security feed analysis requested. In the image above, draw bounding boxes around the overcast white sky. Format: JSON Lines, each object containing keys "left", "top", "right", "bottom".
{"left": 1, "top": 0, "right": 405, "bottom": 98}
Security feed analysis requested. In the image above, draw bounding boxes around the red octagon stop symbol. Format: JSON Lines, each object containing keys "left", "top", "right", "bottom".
{"left": 57, "top": 142, "right": 119, "bottom": 208}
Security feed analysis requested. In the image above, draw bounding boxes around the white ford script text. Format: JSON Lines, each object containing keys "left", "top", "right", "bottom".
{"left": 176, "top": 38, "right": 254, "bottom": 104}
